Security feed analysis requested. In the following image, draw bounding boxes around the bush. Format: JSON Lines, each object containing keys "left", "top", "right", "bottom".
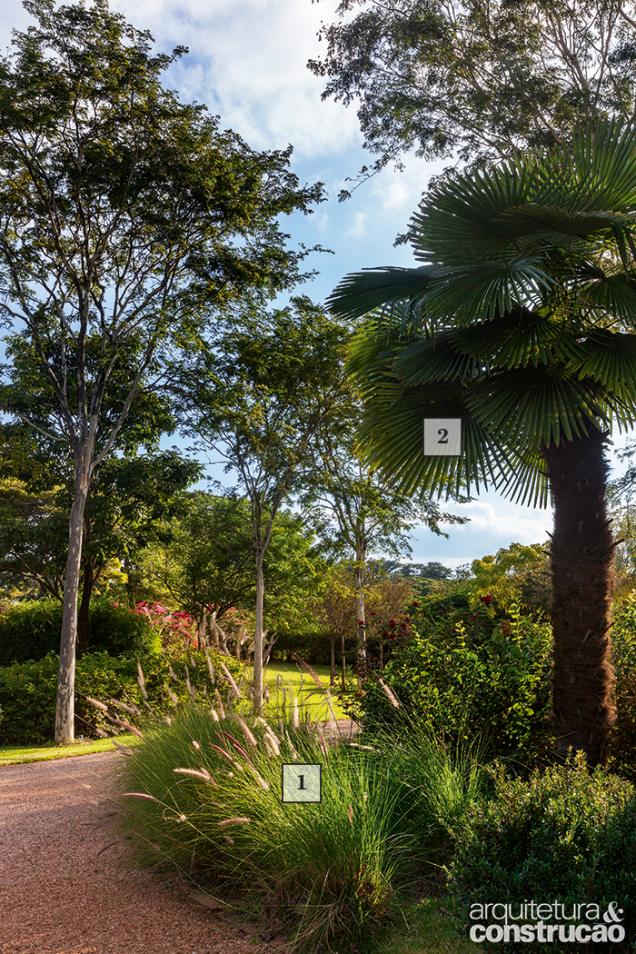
{"left": 608, "top": 593, "right": 636, "bottom": 780}
{"left": 448, "top": 754, "right": 636, "bottom": 951}
{"left": 105, "top": 706, "right": 484, "bottom": 953}
{"left": 268, "top": 630, "right": 335, "bottom": 665}
{"left": 358, "top": 600, "right": 554, "bottom": 764}
{"left": 0, "top": 598, "right": 161, "bottom": 666}
{"left": 0, "top": 648, "right": 242, "bottom": 746}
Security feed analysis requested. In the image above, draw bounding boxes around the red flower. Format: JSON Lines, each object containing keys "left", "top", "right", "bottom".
{"left": 388, "top": 619, "right": 396, "bottom": 628}
{"left": 411, "top": 601, "right": 419, "bottom": 607}
{"left": 386, "top": 633, "right": 396, "bottom": 639}
{"left": 480, "top": 594, "right": 493, "bottom": 606}
{"left": 370, "top": 611, "right": 376, "bottom": 616}
{"left": 358, "top": 620, "right": 365, "bottom": 626}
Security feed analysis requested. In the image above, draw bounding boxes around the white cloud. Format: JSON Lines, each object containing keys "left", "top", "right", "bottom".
{"left": 345, "top": 211, "right": 367, "bottom": 237}
{"left": 110, "top": 0, "right": 362, "bottom": 158}
{"left": 447, "top": 500, "right": 553, "bottom": 546}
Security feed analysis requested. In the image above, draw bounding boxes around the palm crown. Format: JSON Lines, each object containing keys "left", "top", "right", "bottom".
{"left": 330, "top": 119, "right": 636, "bottom": 508}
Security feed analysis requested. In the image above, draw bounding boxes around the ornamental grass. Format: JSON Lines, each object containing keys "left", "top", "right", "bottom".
{"left": 102, "top": 667, "right": 484, "bottom": 953}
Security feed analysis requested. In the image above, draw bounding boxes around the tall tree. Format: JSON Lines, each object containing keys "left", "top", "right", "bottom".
{"left": 329, "top": 119, "right": 636, "bottom": 767}
{"left": 302, "top": 410, "right": 466, "bottom": 677}
{"left": 309, "top": 0, "right": 636, "bottom": 196}
{"left": 0, "top": 0, "right": 323, "bottom": 743}
{"left": 177, "top": 297, "right": 349, "bottom": 712}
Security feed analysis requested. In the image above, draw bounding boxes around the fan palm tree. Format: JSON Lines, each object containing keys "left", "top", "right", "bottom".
{"left": 328, "top": 120, "right": 636, "bottom": 767}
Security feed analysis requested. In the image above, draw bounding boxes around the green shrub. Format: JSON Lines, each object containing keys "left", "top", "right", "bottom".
{"left": 0, "top": 648, "right": 242, "bottom": 745}
{"left": 359, "top": 601, "right": 554, "bottom": 764}
{"left": 448, "top": 754, "right": 636, "bottom": 951}
{"left": 0, "top": 598, "right": 160, "bottom": 666}
{"left": 609, "top": 593, "right": 636, "bottom": 780}
{"left": 268, "top": 630, "right": 334, "bottom": 665}
{"left": 105, "top": 705, "right": 484, "bottom": 953}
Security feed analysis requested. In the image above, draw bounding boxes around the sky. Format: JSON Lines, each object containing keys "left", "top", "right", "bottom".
{"left": 0, "top": 0, "right": 633, "bottom": 571}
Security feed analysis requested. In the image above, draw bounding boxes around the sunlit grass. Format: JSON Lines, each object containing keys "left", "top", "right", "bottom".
{"left": 261, "top": 662, "right": 355, "bottom": 721}
{"left": 0, "top": 732, "right": 142, "bottom": 766}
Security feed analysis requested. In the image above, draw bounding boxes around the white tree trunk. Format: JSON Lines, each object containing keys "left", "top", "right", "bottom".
{"left": 253, "top": 552, "right": 265, "bottom": 714}
{"left": 355, "top": 556, "right": 366, "bottom": 683}
{"left": 55, "top": 467, "right": 90, "bottom": 744}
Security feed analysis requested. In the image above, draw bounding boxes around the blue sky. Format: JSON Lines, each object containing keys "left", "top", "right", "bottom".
{"left": 1, "top": 0, "right": 633, "bottom": 570}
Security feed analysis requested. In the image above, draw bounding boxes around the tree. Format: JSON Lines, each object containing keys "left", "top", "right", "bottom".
{"left": 302, "top": 409, "right": 466, "bottom": 677}
{"left": 310, "top": 565, "right": 358, "bottom": 688}
{"left": 0, "top": 0, "right": 323, "bottom": 743}
{"left": 138, "top": 493, "right": 322, "bottom": 656}
{"left": 329, "top": 119, "right": 636, "bottom": 767}
{"left": 309, "top": 0, "right": 636, "bottom": 197}
{"left": 177, "top": 298, "right": 349, "bottom": 712}
{"left": 468, "top": 542, "right": 551, "bottom": 616}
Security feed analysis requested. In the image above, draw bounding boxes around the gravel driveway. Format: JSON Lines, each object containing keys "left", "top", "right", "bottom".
{"left": 0, "top": 751, "right": 286, "bottom": 954}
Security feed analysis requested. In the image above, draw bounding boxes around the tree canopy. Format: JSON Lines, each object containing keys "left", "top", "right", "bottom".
{"left": 309, "top": 0, "right": 636, "bottom": 197}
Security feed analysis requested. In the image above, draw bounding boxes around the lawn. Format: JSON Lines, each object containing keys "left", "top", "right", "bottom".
{"left": 0, "top": 732, "right": 142, "bottom": 766}
{"left": 262, "top": 661, "right": 354, "bottom": 721}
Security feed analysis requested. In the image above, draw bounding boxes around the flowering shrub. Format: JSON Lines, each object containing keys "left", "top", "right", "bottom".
{"left": 134, "top": 602, "right": 198, "bottom": 653}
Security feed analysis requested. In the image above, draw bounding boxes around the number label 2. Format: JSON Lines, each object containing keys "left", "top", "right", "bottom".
{"left": 423, "top": 419, "right": 462, "bottom": 457}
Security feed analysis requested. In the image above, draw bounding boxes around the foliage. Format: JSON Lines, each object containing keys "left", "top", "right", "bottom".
{"left": 607, "top": 592, "right": 636, "bottom": 780}
{"left": 466, "top": 542, "right": 551, "bottom": 617}
{"left": 448, "top": 754, "right": 636, "bottom": 950}
{"left": 0, "top": 598, "right": 162, "bottom": 666}
{"left": 136, "top": 495, "right": 325, "bottom": 640}
{"left": 335, "top": 120, "right": 636, "bottom": 505}
{"left": 309, "top": 0, "right": 636, "bottom": 193}
{"left": 359, "top": 599, "right": 554, "bottom": 763}
{"left": 106, "top": 704, "right": 483, "bottom": 953}
{"left": 0, "top": 648, "right": 242, "bottom": 746}
{"left": 0, "top": 451, "right": 201, "bottom": 601}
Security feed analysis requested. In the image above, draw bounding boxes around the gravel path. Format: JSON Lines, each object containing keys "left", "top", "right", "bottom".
{"left": 0, "top": 751, "right": 287, "bottom": 954}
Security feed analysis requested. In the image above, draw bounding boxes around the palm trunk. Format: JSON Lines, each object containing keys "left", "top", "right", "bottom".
{"left": 55, "top": 472, "right": 90, "bottom": 744}
{"left": 543, "top": 428, "right": 617, "bottom": 767}
{"left": 253, "top": 551, "right": 265, "bottom": 714}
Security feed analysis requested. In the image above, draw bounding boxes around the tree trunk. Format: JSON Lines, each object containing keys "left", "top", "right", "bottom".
{"left": 76, "top": 561, "right": 94, "bottom": 661}
{"left": 354, "top": 557, "right": 366, "bottom": 685}
{"left": 55, "top": 472, "right": 90, "bottom": 745}
{"left": 341, "top": 633, "right": 347, "bottom": 692}
{"left": 543, "top": 428, "right": 617, "bottom": 768}
{"left": 330, "top": 635, "right": 336, "bottom": 686}
{"left": 253, "top": 551, "right": 265, "bottom": 714}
